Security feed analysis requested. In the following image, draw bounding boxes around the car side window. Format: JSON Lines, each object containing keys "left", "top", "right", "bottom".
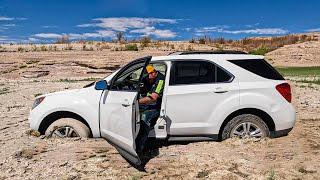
{"left": 216, "top": 65, "right": 233, "bottom": 82}
{"left": 170, "top": 61, "right": 214, "bottom": 85}
{"left": 170, "top": 60, "right": 232, "bottom": 85}
{"left": 110, "top": 62, "right": 145, "bottom": 91}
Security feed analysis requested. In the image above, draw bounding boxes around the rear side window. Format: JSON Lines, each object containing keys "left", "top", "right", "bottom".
{"left": 216, "top": 66, "right": 232, "bottom": 82}
{"left": 228, "top": 59, "right": 284, "bottom": 80}
{"left": 170, "top": 60, "right": 233, "bottom": 85}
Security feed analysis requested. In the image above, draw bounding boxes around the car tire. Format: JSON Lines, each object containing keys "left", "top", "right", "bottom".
{"left": 45, "top": 118, "right": 90, "bottom": 138}
{"left": 221, "top": 114, "right": 269, "bottom": 140}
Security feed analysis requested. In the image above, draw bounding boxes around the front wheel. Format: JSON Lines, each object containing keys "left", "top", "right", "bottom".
{"left": 45, "top": 118, "right": 90, "bottom": 138}
{"left": 221, "top": 114, "right": 269, "bottom": 140}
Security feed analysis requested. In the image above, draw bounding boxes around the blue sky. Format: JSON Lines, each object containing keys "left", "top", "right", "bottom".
{"left": 1, "top": 0, "right": 320, "bottom": 43}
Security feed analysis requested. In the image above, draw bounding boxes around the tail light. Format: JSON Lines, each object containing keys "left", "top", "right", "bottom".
{"left": 276, "top": 83, "right": 292, "bottom": 103}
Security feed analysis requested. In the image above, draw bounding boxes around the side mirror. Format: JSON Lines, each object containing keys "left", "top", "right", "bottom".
{"left": 131, "top": 73, "right": 138, "bottom": 79}
{"left": 95, "top": 80, "right": 108, "bottom": 90}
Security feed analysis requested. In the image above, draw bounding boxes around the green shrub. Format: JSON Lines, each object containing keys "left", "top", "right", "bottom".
{"left": 198, "top": 38, "right": 206, "bottom": 44}
{"left": 187, "top": 44, "right": 193, "bottom": 51}
{"left": 64, "top": 44, "right": 73, "bottom": 50}
{"left": 99, "top": 44, "right": 110, "bottom": 50}
{"left": 17, "top": 47, "right": 25, "bottom": 52}
{"left": 189, "top": 38, "right": 195, "bottom": 43}
{"left": 40, "top": 45, "right": 47, "bottom": 51}
{"left": 125, "top": 44, "right": 138, "bottom": 51}
{"left": 31, "top": 45, "right": 38, "bottom": 51}
{"left": 140, "top": 37, "right": 151, "bottom": 48}
{"left": 249, "top": 46, "right": 270, "bottom": 55}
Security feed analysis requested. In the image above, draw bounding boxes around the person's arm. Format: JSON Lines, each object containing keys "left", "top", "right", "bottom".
{"left": 139, "top": 75, "right": 164, "bottom": 105}
{"left": 138, "top": 93, "right": 159, "bottom": 104}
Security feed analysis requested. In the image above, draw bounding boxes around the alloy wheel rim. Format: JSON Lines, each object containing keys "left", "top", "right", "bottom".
{"left": 231, "top": 122, "right": 264, "bottom": 138}
{"left": 52, "top": 126, "right": 79, "bottom": 138}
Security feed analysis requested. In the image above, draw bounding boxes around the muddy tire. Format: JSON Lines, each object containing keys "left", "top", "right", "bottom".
{"left": 221, "top": 114, "right": 269, "bottom": 140}
{"left": 45, "top": 118, "right": 90, "bottom": 138}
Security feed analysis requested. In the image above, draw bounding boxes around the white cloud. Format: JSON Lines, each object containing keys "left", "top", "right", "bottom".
{"left": 130, "top": 26, "right": 176, "bottom": 38}
{"left": 28, "top": 37, "right": 39, "bottom": 42}
{"left": 33, "top": 17, "right": 178, "bottom": 40}
{"left": 195, "top": 26, "right": 288, "bottom": 35}
{"left": 0, "top": 36, "right": 27, "bottom": 43}
{"left": 3, "top": 24, "right": 16, "bottom": 27}
{"left": 41, "top": 25, "right": 58, "bottom": 28}
{"left": 34, "top": 33, "right": 63, "bottom": 38}
{"left": 306, "top": 28, "right": 320, "bottom": 32}
{"left": 33, "top": 30, "right": 116, "bottom": 40}
{"left": 0, "top": 16, "right": 14, "bottom": 21}
{"left": 0, "top": 16, "right": 26, "bottom": 21}
{"left": 195, "top": 33, "right": 205, "bottom": 37}
{"left": 68, "top": 31, "right": 116, "bottom": 39}
{"left": 96, "top": 30, "right": 116, "bottom": 37}
{"left": 195, "top": 25, "right": 229, "bottom": 33}
{"left": 16, "top": 17, "right": 27, "bottom": 20}
{"left": 245, "top": 23, "right": 260, "bottom": 28}
{"left": 78, "top": 17, "right": 177, "bottom": 32}
{"left": 0, "top": 36, "right": 8, "bottom": 41}
{"left": 223, "top": 28, "right": 288, "bottom": 35}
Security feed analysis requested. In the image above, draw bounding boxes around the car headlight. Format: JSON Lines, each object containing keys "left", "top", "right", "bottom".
{"left": 32, "top": 96, "right": 45, "bottom": 110}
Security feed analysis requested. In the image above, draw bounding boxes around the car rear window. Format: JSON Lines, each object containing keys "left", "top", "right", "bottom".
{"left": 228, "top": 59, "right": 284, "bottom": 80}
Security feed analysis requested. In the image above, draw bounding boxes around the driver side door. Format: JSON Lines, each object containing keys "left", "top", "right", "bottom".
{"left": 99, "top": 57, "right": 150, "bottom": 165}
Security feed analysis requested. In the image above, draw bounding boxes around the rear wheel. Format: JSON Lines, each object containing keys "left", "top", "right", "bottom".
{"left": 222, "top": 114, "right": 269, "bottom": 140}
{"left": 45, "top": 118, "right": 90, "bottom": 138}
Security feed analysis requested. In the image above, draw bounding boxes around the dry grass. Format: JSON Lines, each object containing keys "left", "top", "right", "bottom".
{"left": 190, "top": 33, "right": 318, "bottom": 54}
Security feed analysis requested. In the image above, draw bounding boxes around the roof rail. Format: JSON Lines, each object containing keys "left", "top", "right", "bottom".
{"left": 168, "top": 50, "right": 248, "bottom": 55}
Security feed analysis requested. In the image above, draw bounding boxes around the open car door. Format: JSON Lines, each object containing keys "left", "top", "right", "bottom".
{"left": 99, "top": 56, "right": 151, "bottom": 165}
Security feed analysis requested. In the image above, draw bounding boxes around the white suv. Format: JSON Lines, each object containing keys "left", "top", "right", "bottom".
{"left": 29, "top": 51, "right": 296, "bottom": 165}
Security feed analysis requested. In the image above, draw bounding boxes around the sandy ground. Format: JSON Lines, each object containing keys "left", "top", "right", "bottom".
{"left": 0, "top": 43, "right": 320, "bottom": 179}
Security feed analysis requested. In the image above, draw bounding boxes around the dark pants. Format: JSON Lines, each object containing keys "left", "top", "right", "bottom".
{"left": 136, "top": 105, "right": 160, "bottom": 153}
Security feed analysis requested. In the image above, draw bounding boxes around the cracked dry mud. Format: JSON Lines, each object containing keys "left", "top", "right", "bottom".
{"left": 0, "top": 44, "right": 319, "bottom": 179}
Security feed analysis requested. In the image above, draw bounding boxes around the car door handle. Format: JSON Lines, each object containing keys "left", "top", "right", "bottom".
{"left": 122, "top": 103, "right": 130, "bottom": 107}
{"left": 213, "top": 87, "right": 228, "bottom": 93}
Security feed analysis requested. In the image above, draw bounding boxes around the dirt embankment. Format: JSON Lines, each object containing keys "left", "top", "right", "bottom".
{"left": 0, "top": 45, "right": 319, "bottom": 179}
{"left": 266, "top": 40, "right": 320, "bottom": 67}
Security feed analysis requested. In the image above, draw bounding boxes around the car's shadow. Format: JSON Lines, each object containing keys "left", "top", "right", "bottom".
{"left": 126, "top": 138, "right": 206, "bottom": 171}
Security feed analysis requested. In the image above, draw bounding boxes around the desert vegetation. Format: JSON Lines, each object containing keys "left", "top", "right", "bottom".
{"left": 1, "top": 33, "right": 318, "bottom": 55}
{"left": 190, "top": 33, "right": 319, "bottom": 55}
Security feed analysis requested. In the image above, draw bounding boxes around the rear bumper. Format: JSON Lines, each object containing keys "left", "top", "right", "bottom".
{"left": 270, "top": 127, "right": 293, "bottom": 138}
{"left": 272, "top": 103, "right": 296, "bottom": 131}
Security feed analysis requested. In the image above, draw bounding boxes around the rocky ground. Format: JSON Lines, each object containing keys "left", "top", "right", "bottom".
{"left": 0, "top": 42, "right": 319, "bottom": 179}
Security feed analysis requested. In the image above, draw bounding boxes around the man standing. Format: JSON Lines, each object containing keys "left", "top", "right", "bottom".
{"left": 136, "top": 64, "right": 165, "bottom": 153}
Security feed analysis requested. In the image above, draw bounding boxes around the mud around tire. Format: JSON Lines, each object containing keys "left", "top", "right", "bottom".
{"left": 221, "top": 114, "right": 269, "bottom": 140}
{"left": 45, "top": 118, "right": 90, "bottom": 138}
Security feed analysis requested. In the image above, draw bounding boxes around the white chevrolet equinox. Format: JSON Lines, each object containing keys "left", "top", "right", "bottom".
{"left": 29, "top": 51, "right": 296, "bottom": 164}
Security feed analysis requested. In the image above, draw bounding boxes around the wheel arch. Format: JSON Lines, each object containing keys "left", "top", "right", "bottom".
{"left": 38, "top": 111, "right": 92, "bottom": 137}
{"left": 218, "top": 108, "right": 275, "bottom": 140}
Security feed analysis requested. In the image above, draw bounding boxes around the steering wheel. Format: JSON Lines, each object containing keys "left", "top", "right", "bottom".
{"left": 124, "top": 79, "right": 138, "bottom": 90}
